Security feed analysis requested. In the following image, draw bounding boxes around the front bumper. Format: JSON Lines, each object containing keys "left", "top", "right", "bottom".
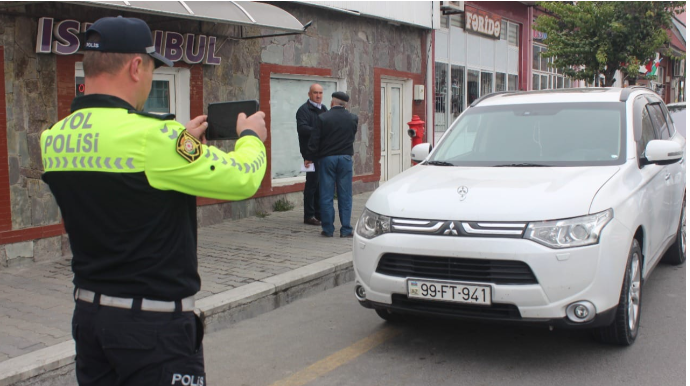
{"left": 353, "top": 217, "right": 631, "bottom": 327}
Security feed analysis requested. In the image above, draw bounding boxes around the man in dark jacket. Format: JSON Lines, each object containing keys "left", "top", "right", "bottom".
{"left": 306, "top": 91, "right": 358, "bottom": 238}
{"left": 296, "top": 83, "right": 328, "bottom": 225}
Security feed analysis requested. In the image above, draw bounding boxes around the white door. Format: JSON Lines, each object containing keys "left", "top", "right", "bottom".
{"left": 380, "top": 81, "right": 404, "bottom": 182}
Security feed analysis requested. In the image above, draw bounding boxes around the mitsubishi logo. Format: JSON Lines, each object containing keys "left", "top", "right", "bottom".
{"left": 457, "top": 186, "right": 469, "bottom": 201}
{"left": 443, "top": 222, "right": 459, "bottom": 235}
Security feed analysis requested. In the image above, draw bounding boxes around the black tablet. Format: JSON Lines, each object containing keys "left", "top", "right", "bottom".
{"left": 206, "top": 100, "right": 259, "bottom": 140}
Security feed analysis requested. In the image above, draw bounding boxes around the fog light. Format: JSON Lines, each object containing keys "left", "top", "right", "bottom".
{"left": 566, "top": 301, "right": 596, "bottom": 323}
{"left": 355, "top": 285, "right": 366, "bottom": 301}
{"left": 574, "top": 305, "right": 589, "bottom": 319}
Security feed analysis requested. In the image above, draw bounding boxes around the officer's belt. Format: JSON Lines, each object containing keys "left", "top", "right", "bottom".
{"left": 75, "top": 288, "right": 195, "bottom": 312}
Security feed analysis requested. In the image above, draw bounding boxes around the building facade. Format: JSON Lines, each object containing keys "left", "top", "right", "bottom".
{"left": 0, "top": 1, "right": 432, "bottom": 267}
{"left": 432, "top": 1, "right": 529, "bottom": 143}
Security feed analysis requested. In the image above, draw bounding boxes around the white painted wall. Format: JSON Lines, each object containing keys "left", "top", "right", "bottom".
{"left": 296, "top": 1, "right": 437, "bottom": 29}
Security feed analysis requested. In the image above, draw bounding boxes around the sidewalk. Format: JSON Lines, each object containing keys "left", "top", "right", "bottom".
{"left": 0, "top": 193, "right": 370, "bottom": 386}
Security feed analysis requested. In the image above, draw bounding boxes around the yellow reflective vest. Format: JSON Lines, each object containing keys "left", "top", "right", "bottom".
{"left": 41, "top": 102, "right": 266, "bottom": 201}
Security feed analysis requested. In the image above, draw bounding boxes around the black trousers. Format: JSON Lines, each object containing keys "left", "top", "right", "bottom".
{"left": 303, "top": 166, "right": 320, "bottom": 220}
{"left": 72, "top": 299, "right": 205, "bottom": 386}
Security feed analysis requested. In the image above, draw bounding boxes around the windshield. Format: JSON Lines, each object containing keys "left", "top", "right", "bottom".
{"left": 429, "top": 103, "right": 626, "bottom": 167}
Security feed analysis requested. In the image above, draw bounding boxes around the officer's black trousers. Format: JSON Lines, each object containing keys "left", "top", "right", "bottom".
{"left": 72, "top": 299, "right": 205, "bottom": 386}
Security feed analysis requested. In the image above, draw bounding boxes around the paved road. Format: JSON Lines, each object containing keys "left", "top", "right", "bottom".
{"left": 205, "top": 262, "right": 685, "bottom": 386}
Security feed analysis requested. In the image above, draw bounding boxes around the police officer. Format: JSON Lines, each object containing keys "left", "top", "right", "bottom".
{"left": 40, "top": 17, "right": 267, "bottom": 385}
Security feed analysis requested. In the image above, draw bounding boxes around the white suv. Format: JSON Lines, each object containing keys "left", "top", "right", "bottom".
{"left": 353, "top": 88, "right": 685, "bottom": 346}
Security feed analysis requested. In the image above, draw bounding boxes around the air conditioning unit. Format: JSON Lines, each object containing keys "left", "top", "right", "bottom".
{"left": 440, "top": 1, "right": 463, "bottom": 14}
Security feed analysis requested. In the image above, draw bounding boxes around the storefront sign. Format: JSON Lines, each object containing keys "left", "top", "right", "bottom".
{"left": 532, "top": 30, "right": 547, "bottom": 41}
{"left": 465, "top": 6, "right": 501, "bottom": 38}
{"left": 35, "top": 17, "right": 222, "bottom": 65}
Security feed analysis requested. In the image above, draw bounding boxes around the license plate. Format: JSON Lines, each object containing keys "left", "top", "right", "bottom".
{"left": 407, "top": 278, "right": 492, "bottom": 305}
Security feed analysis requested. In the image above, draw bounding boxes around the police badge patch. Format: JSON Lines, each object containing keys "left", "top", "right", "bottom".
{"left": 176, "top": 130, "right": 203, "bottom": 162}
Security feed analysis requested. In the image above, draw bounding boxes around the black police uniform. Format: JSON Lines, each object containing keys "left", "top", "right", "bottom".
{"left": 39, "top": 17, "right": 266, "bottom": 386}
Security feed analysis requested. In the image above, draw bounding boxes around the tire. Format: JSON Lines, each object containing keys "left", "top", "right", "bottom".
{"left": 375, "top": 308, "right": 406, "bottom": 323}
{"left": 593, "top": 239, "right": 642, "bottom": 346}
{"left": 662, "top": 195, "right": 686, "bottom": 265}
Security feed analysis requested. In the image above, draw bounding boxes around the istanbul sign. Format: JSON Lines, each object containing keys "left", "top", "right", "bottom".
{"left": 35, "top": 17, "right": 222, "bottom": 65}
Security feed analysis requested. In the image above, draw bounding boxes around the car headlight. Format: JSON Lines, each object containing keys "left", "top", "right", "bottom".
{"left": 356, "top": 209, "right": 391, "bottom": 239}
{"left": 524, "top": 209, "right": 613, "bottom": 249}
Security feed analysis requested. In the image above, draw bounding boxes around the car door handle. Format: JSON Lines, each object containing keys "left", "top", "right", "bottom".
{"left": 664, "top": 173, "right": 671, "bottom": 181}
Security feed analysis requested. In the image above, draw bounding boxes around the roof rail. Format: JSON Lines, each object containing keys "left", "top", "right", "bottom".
{"left": 470, "top": 91, "right": 520, "bottom": 107}
{"left": 620, "top": 86, "right": 650, "bottom": 102}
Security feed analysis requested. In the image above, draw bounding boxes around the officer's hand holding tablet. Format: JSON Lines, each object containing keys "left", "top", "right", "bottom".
{"left": 185, "top": 100, "right": 267, "bottom": 144}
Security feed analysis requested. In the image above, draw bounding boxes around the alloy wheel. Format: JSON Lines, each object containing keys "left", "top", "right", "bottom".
{"left": 627, "top": 252, "right": 641, "bottom": 332}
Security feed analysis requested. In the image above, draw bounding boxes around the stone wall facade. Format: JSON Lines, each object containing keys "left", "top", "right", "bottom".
{"left": 0, "top": 2, "right": 426, "bottom": 266}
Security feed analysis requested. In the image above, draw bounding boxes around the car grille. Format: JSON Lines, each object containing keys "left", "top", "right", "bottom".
{"left": 376, "top": 253, "right": 538, "bottom": 285}
{"left": 391, "top": 295, "right": 522, "bottom": 320}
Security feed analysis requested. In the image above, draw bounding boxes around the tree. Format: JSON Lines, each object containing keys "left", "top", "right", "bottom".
{"left": 533, "top": 2, "right": 685, "bottom": 87}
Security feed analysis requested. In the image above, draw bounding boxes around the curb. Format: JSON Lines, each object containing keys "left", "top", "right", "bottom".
{"left": 0, "top": 253, "right": 353, "bottom": 386}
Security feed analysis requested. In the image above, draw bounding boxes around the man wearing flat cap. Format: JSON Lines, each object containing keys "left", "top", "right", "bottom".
{"left": 306, "top": 91, "right": 358, "bottom": 238}
{"left": 40, "top": 16, "right": 268, "bottom": 385}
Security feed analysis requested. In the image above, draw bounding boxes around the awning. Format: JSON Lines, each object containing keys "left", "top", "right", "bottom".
{"left": 73, "top": 1, "right": 309, "bottom": 38}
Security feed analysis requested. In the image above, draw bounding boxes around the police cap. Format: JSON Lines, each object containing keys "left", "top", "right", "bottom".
{"left": 85, "top": 16, "right": 173, "bottom": 68}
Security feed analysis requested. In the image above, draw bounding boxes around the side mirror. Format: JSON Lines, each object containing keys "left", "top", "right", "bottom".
{"left": 644, "top": 140, "right": 684, "bottom": 165}
{"left": 411, "top": 143, "right": 432, "bottom": 163}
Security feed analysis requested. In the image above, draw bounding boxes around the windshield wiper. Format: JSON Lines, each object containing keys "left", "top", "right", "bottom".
{"left": 493, "top": 163, "right": 552, "bottom": 167}
{"left": 425, "top": 161, "right": 455, "bottom": 166}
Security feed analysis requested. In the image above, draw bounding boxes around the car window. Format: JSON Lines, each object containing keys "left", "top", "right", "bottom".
{"left": 669, "top": 110, "right": 686, "bottom": 138}
{"left": 637, "top": 106, "right": 657, "bottom": 159}
{"left": 659, "top": 103, "right": 676, "bottom": 137}
{"left": 429, "top": 102, "right": 625, "bottom": 167}
{"left": 647, "top": 104, "right": 670, "bottom": 139}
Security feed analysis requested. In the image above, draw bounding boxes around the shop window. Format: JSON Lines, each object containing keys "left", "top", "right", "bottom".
{"left": 533, "top": 44, "right": 570, "bottom": 91}
{"left": 540, "top": 49, "right": 548, "bottom": 73}
{"left": 508, "top": 22, "right": 519, "bottom": 47}
{"left": 75, "top": 63, "right": 189, "bottom": 123}
{"left": 673, "top": 59, "right": 684, "bottom": 77}
{"left": 467, "top": 70, "right": 479, "bottom": 105}
{"left": 496, "top": 72, "right": 506, "bottom": 92}
{"left": 508, "top": 75, "right": 518, "bottom": 91}
{"left": 450, "top": 65, "right": 465, "bottom": 120}
{"left": 500, "top": 20, "right": 507, "bottom": 40}
{"left": 269, "top": 76, "right": 339, "bottom": 183}
{"left": 435, "top": 62, "right": 448, "bottom": 133}
{"left": 481, "top": 71, "right": 493, "bottom": 96}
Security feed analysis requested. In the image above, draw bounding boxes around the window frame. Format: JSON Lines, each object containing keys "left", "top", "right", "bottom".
{"left": 75, "top": 62, "right": 191, "bottom": 124}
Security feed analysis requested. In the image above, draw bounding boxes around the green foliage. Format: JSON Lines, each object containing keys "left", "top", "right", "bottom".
{"left": 533, "top": 1, "right": 685, "bottom": 86}
{"left": 273, "top": 197, "right": 294, "bottom": 212}
{"left": 256, "top": 210, "right": 269, "bottom": 218}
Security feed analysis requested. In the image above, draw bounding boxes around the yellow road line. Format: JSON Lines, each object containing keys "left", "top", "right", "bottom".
{"left": 268, "top": 327, "right": 402, "bottom": 386}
